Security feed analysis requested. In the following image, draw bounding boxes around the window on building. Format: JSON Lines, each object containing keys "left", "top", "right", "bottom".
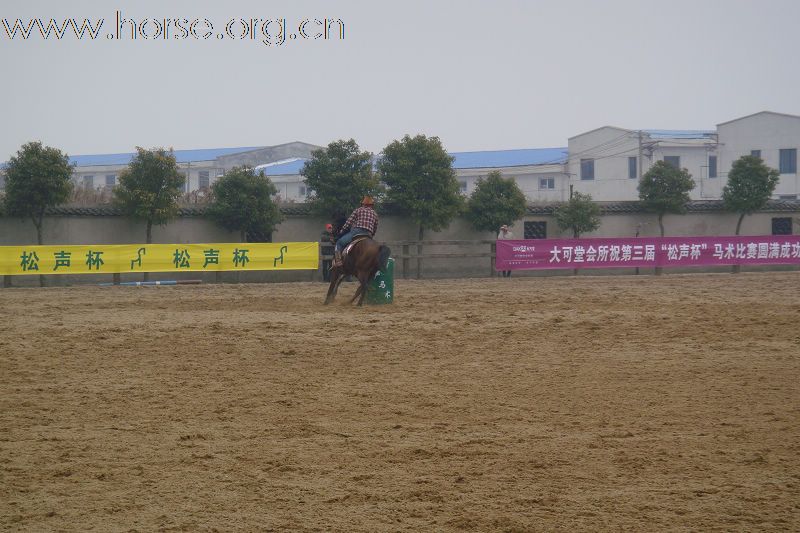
{"left": 105, "top": 175, "right": 116, "bottom": 188}
{"left": 779, "top": 149, "right": 797, "bottom": 174}
{"left": 772, "top": 217, "right": 792, "bottom": 235}
{"left": 708, "top": 155, "right": 717, "bottom": 178}
{"left": 299, "top": 184, "right": 308, "bottom": 197}
{"left": 539, "top": 177, "right": 555, "bottom": 190}
{"left": 82, "top": 175, "right": 94, "bottom": 188}
{"left": 198, "top": 170, "right": 210, "bottom": 189}
{"left": 524, "top": 221, "right": 547, "bottom": 239}
{"left": 628, "top": 157, "right": 637, "bottom": 179}
{"left": 664, "top": 156, "right": 680, "bottom": 169}
{"left": 459, "top": 180, "right": 467, "bottom": 194}
{"left": 580, "top": 159, "right": 594, "bottom": 180}
{"left": 778, "top": 194, "right": 797, "bottom": 200}
{"left": 751, "top": 150, "right": 761, "bottom": 159}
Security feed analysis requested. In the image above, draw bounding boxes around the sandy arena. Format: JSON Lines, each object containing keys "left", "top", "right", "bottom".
{"left": 1, "top": 272, "right": 799, "bottom": 531}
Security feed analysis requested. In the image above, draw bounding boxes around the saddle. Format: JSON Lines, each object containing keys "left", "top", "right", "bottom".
{"left": 342, "top": 235, "right": 370, "bottom": 260}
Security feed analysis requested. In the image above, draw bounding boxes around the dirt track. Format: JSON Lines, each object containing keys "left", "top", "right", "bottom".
{"left": 1, "top": 272, "right": 799, "bottom": 531}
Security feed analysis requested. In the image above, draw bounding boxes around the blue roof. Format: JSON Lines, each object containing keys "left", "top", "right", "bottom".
{"left": 249, "top": 148, "right": 571, "bottom": 176}
{"left": 643, "top": 130, "right": 716, "bottom": 140}
{"left": 254, "top": 158, "right": 308, "bottom": 176}
{"left": 2, "top": 146, "right": 570, "bottom": 173}
{"left": 450, "top": 148, "right": 568, "bottom": 168}
{"left": 66, "top": 146, "right": 263, "bottom": 167}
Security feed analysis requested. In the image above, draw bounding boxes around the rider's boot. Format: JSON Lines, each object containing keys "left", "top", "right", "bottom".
{"left": 333, "top": 250, "right": 343, "bottom": 268}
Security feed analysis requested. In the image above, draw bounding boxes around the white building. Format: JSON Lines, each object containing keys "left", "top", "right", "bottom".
{"left": 251, "top": 111, "right": 799, "bottom": 203}
{"left": 253, "top": 147, "right": 571, "bottom": 203}
{"left": 565, "top": 111, "right": 799, "bottom": 202}
{"left": 566, "top": 127, "right": 719, "bottom": 201}
{"left": 1, "top": 111, "right": 797, "bottom": 203}
{"left": 716, "top": 112, "right": 799, "bottom": 199}
{"left": 65, "top": 146, "right": 262, "bottom": 193}
{"left": 450, "top": 148, "right": 569, "bottom": 202}
{"left": 0, "top": 142, "right": 320, "bottom": 195}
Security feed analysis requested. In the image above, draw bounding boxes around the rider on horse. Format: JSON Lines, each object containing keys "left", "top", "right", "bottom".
{"left": 334, "top": 195, "right": 378, "bottom": 268}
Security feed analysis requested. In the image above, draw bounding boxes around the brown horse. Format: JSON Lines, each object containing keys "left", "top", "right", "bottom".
{"left": 324, "top": 237, "right": 391, "bottom": 306}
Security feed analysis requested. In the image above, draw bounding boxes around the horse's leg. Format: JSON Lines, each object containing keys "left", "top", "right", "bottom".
{"left": 355, "top": 273, "right": 371, "bottom": 306}
{"left": 333, "top": 274, "right": 345, "bottom": 296}
{"left": 324, "top": 268, "right": 343, "bottom": 304}
{"left": 349, "top": 282, "right": 364, "bottom": 305}
{"left": 356, "top": 283, "right": 367, "bottom": 306}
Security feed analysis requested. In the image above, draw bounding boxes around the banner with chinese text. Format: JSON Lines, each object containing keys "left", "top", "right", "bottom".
{"left": 496, "top": 236, "right": 800, "bottom": 271}
{"left": 0, "top": 242, "right": 318, "bottom": 276}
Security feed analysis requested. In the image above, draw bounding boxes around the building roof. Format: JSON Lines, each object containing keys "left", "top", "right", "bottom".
{"left": 249, "top": 147, "right": 572, "bottom": 177}
{"left": 64, "top": 146, "right": 264, "bottom": 168}
{"left": 717, "top": 110, "right": 800, "bottom": 127}
{"left": 569, "top": 126, "right": 717, "bottom": 142}
{"left": 450, "top": 148, "right": 568, "bottom": 168}
{"left": 253, "top": 158, "right": 308, "bottom": 176}
{"left": 643, "top": 130, "right": 716, "bottom": 140}
{"left": 568, "top": 126, "right": 632, "bottom": 140}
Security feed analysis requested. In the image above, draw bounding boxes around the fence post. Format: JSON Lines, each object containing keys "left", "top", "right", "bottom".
{"left": 491, "top": 242, "right": 497, "bottom": 277}
{"left": 402, "top": 244, "right": 409, "bottom": 280}
{"left": 113, "top": 273, "right": 121, "bottom": 285}
{"left": 3, "top": 275, "right": 10, "bottom": 288}
{"left": 417, "top": 242, "right": 423, "bottom": 279}
{"left": 215, "top": 271, "right": 222, "bottom": 284}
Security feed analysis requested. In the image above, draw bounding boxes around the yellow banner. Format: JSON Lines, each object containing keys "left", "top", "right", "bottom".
{"left": 0, "top": 242, "right": 318, "bottom": 275}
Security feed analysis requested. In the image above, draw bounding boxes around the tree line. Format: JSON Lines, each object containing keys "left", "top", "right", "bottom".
{"left": 2, "top": 138, "right": 783, "bottom": 281}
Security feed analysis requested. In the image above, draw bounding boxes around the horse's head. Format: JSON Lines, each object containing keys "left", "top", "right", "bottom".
{"left": 331, "top": 214, "right": 347, "bottom": 239}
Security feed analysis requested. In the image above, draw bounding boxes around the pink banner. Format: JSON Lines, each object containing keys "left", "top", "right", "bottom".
{"left": 496, "top": 235, "right": 800, "bottom": 270}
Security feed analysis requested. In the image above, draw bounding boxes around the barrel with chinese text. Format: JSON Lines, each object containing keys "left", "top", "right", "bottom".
{"left": 366, "top": 258, "right": 394, "bottom": 305}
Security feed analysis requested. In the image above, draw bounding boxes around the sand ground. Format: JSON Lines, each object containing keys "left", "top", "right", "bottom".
{"left": 1, "top": 272, "right": 799, "bottom": 531}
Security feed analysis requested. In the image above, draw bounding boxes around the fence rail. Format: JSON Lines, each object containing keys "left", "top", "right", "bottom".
{"left": 321, "top": 240, "right": 498, "bottom": 280}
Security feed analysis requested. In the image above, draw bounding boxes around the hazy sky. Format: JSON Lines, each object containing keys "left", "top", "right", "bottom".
{"left": 1, "top": 0, "right": 798, "bottom": 160}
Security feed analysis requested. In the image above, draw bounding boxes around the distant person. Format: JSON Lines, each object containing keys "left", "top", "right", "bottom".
{"left": 497, "top": 224, "right": 514, "bottom": 277}
{"left": 320, "top": 223, "right": 335, "bottom": 282}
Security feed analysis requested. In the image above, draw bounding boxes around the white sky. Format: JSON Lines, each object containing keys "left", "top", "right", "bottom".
{"left": 1, "top": 0, "right": 799, "bottom": 160}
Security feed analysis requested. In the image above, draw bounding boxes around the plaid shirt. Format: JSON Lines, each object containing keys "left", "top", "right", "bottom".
{"left": 341, "top": 206, "right": 378, "bottom": 236}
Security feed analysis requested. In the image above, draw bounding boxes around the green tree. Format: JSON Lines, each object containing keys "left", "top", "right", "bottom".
{"left": 3, "top": 141, "right": 74, "bottom": 245}
{"left": 300, "top": 139, "right": 379, "bottom": 217}
{"left": 722, "top": 155, "right": 780, "bottom": 274}
{"left": 113, "top": 147, "right": 184, "bottom": 244}
{"left": 554, "top": 191, "right": 601, "bottom": 238}
{"left": 722, "top": 155, "right": 780, "bottom": 235}
{"left": 378, "top": 135, "right": 463, "bottom": 278}
{"left": 638, "top": 160, "right": 695, "bottom": 237}
{"left": 378, "top": 135, "right": 463, "bottom": 238}
{"left": 638, "top": 160, "right": 695, "bottom": 275}
{"left": 206, "top": 167, "right": 283, "bottom": 242}
{"left": 464, "top": 170, "right": 527, "bottom": 232}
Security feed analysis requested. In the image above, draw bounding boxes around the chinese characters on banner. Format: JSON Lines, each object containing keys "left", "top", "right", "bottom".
{"left": 495, "top": 236, "right": 800, "bottom": 271}
{"left": 0, "top": 242, "right": 319, "bottom": 276}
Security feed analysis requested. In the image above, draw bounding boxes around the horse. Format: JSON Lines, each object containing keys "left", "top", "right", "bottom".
{"left": 324, "top": 236, "right": 391, "bottom": 306}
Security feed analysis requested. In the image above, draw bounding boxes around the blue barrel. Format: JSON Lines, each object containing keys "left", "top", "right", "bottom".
{"left": 366, "top": 258, "right": 394, "bottom": 305}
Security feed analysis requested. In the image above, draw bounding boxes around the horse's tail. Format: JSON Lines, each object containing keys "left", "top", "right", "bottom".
{"left": 378, "top": 245, "right": 391, "bottom": 272}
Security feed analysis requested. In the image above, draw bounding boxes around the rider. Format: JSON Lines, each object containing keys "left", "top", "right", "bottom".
{"left": 334, "top": 195, "right": 378, "bottom": 267}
